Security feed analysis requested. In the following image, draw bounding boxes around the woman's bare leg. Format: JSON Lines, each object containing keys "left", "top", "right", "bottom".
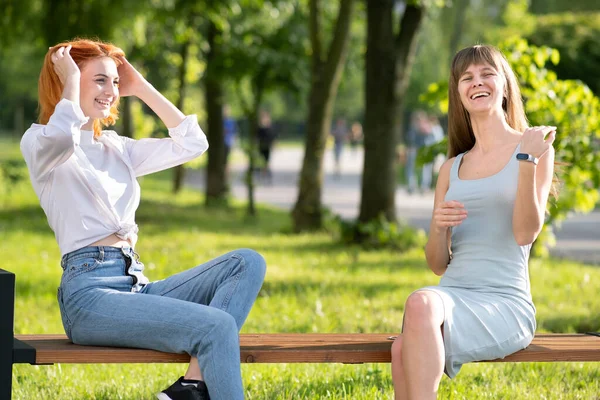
{"left": 391, "top": 334, "right": 408, "bottom": 400}
{"left": 184, "top": 356, "right": 203, "bottom": 381}
{"left": 401, "top": 291, "right": 445, "bottom": 400}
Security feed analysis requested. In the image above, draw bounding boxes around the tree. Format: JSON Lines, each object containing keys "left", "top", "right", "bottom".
{"left": 132, "top": 0, "right": 233, "bottom": 205}
{"left": 204, "top": 17, "right": 229, "bottom": 205}
{"left": 358, "top": 1, "right": 425, "bottom": 223}
{"left": 228, "top": 2, "right": 308, "bottom": 216}
{"left": 292, "top": 0, "right": 355, "bottom": 231}
{"left": 526, "top": 12, "right": 600, "bottom": 96}
{"left": 172, "top": 34, "right": 193, "bottom": 193}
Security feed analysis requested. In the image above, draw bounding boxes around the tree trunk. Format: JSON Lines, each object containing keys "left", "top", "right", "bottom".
{"left": 120, "top": 97, "right": 134, "bottom": 138}
{"left": 173, "top": 39, "right": 190, "bottom": 194}
{"left": 42, "top": 0, "right": 63, "bottom": 46}
{"left": 394, "top": 5, "right": 425, "bottom": 144}
{"left": 447, "top": 0, "right": 468, "bottom": 64}
{"left": 292, "top": 0, "right": 355, "bottom": 231}
{"left": 359, "top": 2, "right": 424, "bottom": 223}
{"left": 14, "top": 100, "right": 24, "bottom": 138}
{"left": 204, "top": 20, "right": 228, "bottom": 206}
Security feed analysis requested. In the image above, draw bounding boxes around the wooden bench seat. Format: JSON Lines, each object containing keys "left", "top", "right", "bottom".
{"left": 14, "top": 332, "right": 600, "bottom": 365}
{"left": 4, "top": 269, "right": 600, "bottom": 399}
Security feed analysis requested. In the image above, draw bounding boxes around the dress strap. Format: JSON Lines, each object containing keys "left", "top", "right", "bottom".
{"left": 450, "top": 152, "right": 466, "bottom": 182}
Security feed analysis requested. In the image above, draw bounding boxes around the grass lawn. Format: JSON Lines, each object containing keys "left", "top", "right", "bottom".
{"left": 2, "top": 138, "right": 599, "bottom": 399}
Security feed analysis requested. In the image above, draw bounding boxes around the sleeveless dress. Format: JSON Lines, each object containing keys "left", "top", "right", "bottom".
{"left": 419, "top": 145, "right": 536, "bottom": 378}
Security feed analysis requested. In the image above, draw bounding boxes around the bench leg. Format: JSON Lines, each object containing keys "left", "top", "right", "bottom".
{"left": 0, "top": 269, "right": 15, "bottom": 400}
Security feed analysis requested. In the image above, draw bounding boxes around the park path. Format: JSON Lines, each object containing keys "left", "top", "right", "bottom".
{"left": 186, "top": 146, "right": 600, "bottom": 265}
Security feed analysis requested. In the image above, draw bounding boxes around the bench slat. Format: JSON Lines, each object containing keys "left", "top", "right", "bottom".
{"left": 14, "top": 333, "right": 600, "bottom": 365}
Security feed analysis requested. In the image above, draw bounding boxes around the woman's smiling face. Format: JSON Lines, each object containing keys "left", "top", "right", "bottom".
{"left": 79, "top": 57, "right": 120, "bottom": 125}
{"left": 458, "top": 63, "right": 505, "bottom": 115}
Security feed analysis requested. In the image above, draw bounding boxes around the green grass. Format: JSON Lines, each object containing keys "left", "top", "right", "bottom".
{"left": 2, "top": 139, "right": 600, "bottom": 399}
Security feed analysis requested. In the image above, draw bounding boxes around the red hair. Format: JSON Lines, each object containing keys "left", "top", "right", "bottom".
{"left": 38, "top": 38, "right": 125, "bottom": 138}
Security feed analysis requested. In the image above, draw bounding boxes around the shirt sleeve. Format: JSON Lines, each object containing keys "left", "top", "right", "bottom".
{"left": 20, "top": 99, "right": 88, "bottom": 183}
{"left": 122, "top": 115, "right": 209, "bottom": 177}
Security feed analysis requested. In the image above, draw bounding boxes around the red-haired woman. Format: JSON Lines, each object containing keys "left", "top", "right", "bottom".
{"left": 21, "top": 39, "right": 266, "bottom": 400}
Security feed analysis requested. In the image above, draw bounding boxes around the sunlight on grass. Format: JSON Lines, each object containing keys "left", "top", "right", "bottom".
{"left": 2, "top": 141, "right": 599, "bottom": 399}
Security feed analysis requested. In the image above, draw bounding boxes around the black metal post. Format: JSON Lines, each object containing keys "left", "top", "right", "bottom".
{"left": 0, "top": 269, "right": 15, "bottom": 399}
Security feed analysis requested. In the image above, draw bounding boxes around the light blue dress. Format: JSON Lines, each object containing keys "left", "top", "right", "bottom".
{"left": 420, "top": 145, "right": 536, "bottom": 378}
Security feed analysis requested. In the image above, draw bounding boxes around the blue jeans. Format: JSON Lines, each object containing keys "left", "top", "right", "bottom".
{"left": 58, "top": 246, "right": 266, "bottom": 400}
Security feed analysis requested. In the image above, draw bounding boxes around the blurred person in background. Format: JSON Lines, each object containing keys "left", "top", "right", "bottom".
{"left": 223, "top": 104, "right": 238, "bottom": 184}
{"left": 330, "top": 117, "right": 349, "bottom": 177}
{"left": 257, "top": 109, "right": 276, "bottom": 184}
{"left": 349, "top": 121, "right": 363, "bottom": 157}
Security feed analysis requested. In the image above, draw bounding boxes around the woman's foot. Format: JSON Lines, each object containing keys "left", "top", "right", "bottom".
{"left": 156, "top": 376, "right": 210, "bottom": 400}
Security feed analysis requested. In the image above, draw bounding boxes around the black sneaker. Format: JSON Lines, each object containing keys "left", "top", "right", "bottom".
{"left": 156, "top": 377, "right": 210, "bottom": 400}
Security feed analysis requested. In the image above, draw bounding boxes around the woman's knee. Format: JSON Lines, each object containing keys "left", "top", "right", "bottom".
{"left": 234, "top": 248, "right": 266, "bottom": 282}
{"left": 204, "top": 309, "right": 239, "bottom": 343}
{"left": 187, "top": 310, "right": 239, "bottom": 360}
{"left": 403, "top": 291, "right": 443, "bottom": 330}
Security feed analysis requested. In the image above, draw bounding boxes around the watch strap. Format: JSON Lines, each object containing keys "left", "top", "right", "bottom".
{"left": 516, "top": 153, "right": 539, "bottom": 165}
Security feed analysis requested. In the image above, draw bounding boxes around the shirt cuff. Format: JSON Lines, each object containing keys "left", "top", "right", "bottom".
{"left": 54, "top": 98, "right": 89, "bottom": 125}
{"left": 48, "top": 99, "right": 90, "bottom": 147}
{"left": 168, "top": 115, "right": 201, "bottom": 138}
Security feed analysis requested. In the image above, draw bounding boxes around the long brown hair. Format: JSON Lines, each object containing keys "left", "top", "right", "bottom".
{"left": 447, "top": 45, "right": 528, "bottom": 158}
{"left": 38, "top": 38, "right": 125, "bottom": 138}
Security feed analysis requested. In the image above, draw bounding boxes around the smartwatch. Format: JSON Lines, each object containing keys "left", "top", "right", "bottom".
{"left": 516, "top": 153, "right": 539, "bottom": 165}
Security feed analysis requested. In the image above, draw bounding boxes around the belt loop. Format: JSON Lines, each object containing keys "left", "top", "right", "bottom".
{"left": 99, "top": 246, "right": 104, "bottom": 262}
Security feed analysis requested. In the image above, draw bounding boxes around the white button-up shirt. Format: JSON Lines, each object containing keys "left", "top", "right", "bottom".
{"left": 21, "top": 99, "right": 208, "bottom": 256}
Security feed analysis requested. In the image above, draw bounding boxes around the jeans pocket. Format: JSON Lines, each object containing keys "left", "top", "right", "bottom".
{"left": 57, "top": 287, "right": 73, "bottom": 339}
{"left": 63, "top": 256, "right": 101, "bottom": 283}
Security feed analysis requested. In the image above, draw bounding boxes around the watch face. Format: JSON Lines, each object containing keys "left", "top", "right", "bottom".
{"left": 516, "top": 153, "right": 529, "bottom": 161}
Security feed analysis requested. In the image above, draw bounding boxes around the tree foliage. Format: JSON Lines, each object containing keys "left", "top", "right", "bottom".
{"left": 526, "top": 12, "right": 600, "bottom": 96}
{"left": 529, "top": 0, "right": 600, "bottom": 14}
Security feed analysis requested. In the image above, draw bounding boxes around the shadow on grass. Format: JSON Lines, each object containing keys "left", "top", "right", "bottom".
{"left": 0, "top": 198, "right": 291, "bottom": 238}
{"left": 2, "top": 200, "right": 429, "bottom": 274}
{"left": 260, "top": 276, "right": 420, "bottom": 299}
{"left": 135, "top": 199, "right": 292, "bottom": 237}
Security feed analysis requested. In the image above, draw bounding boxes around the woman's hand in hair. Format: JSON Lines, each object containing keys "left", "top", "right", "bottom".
{"left": 432, "top": 200, "right": 467, "bottom": 233}
{"left": 51, "top": 45, "right": 80, "bottom": 85}
{"left": 520, "top": 126, "right": 556, "bottom": 159}
{"left": 116, "top": 56, "right": 149, "bottom": 98}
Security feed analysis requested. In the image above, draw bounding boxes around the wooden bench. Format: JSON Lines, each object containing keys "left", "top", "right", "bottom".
{"left": 4, "top": 270, "right": 600, "bottom": 399}
{"left": 13, "top": 332, "right": 600, "bottom": 364}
